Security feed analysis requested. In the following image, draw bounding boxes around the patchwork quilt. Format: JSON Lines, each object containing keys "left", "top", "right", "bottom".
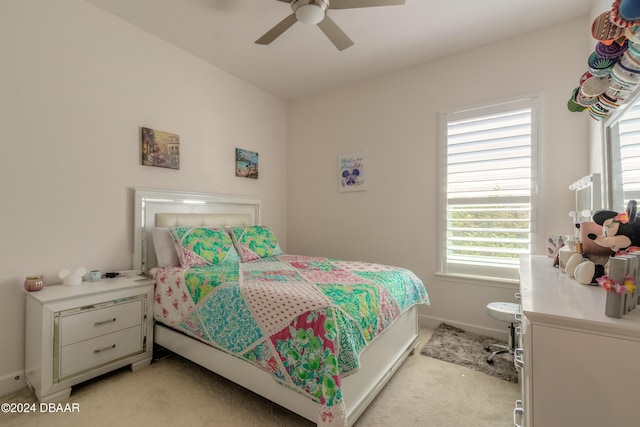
{"left": 153, "top": 255, "right": 429, "bottom": 426}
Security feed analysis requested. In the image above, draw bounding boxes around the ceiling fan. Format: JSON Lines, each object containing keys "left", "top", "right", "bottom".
{"left": 255, "top": 0, "right": 406, "bottom": 51}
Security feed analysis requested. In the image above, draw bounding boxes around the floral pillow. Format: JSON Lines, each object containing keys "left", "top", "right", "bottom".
{"left": 228, "top": 225, "right": 283, "bottom": 262}
{"left": 170, "top": 227, "right": 240, "bottom": 267}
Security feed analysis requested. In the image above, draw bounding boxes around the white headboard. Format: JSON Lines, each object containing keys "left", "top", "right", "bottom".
{"left": 133, "top": 188, "right": 260, "bottom": 272}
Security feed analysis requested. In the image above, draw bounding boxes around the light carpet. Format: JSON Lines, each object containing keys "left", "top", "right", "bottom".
{"left": 420, "top": 323, "right": 518, "bottom": 383}
{"left": 1, "top": 327, "right": 520, "bottom": 426}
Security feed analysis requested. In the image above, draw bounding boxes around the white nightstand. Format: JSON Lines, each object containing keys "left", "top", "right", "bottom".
{"left": 24, "top": 276, "right": 154, "bottom": 402}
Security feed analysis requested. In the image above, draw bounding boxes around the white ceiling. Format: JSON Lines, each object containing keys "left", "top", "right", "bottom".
{"left": 85, "top": 0, "right": 595, "bottom": 100}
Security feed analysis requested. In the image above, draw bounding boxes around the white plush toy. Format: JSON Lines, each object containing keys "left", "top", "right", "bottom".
{"left": 564, "top": 253, "right": 596, "bottom": 285}
{"left": 59, "top": 267, "right": 87, "bottom": 286}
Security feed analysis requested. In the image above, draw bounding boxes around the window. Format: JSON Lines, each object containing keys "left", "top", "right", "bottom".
{"left": 438, "top": 97, "right": 540, "bottom": 282}
{"left": 606, "top": 101, "right": 640, "bottom": 210}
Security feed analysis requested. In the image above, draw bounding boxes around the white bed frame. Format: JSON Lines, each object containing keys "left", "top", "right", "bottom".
{"left": 133, "top": 188, "right": 420, "bottom": 426}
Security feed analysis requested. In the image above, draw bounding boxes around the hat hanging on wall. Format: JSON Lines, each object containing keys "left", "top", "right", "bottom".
{"left": 567, "top": 0, "right": 640, "bottom": 120}
{"left": 610, "top": 0, "right": 640, "bottom": 27}
{"left": 591, "top": 11, "right": 625, "bottom": 43}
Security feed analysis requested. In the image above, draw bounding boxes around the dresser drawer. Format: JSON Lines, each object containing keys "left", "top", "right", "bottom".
{"left": 59, "top": 325, "right": 143, "bottom": 378}
{"left": 60, "top": 299, "right": 143, "bottom": 346}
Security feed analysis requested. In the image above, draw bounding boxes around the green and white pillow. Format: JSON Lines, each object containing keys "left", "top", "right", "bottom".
{"left": 170, "top": 227, "right": 240, "bottom": 267}
{"left": 228, "top": 226, "right": 282, "bottom": 262}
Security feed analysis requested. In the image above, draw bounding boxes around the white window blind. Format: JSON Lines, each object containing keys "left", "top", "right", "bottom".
{"left": 438, "top": 98, "right": 539, "bottom": 281}
{"left": 615, "top": 102, "right": 640, "bottom": 206}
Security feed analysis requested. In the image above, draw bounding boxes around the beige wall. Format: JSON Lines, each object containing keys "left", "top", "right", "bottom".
{"left": 287, "top": 16, "right": 593, "bottom": 335}
{"left": 0, "top": 0, "right": 287, "bottom": 395}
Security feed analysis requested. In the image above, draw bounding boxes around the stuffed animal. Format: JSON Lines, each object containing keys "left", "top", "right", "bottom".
{"left": 588, "top": 200, "right": 640, "bottom": 253}
{"left": 565, "top": 252, "right": 596, "bottom": 283}
{"left": 568, "top": 200, "right": 640, "bottom": 284}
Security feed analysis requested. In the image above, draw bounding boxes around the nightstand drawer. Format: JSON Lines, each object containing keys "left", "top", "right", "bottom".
{"left": 60, "top": 299, "right": 143, "bottom": 346}
{"left": 59, "top": 325, "right": 143, "bottom": 378}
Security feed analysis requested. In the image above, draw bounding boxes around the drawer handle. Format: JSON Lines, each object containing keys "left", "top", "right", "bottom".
{"left": 514, "top": 311, "right": 523, "bottom": 323}
{"left": 513, "top": 400, "right": 524, "bottom": 427}
{"left": 94, "top": 318, "right": 117, "bottom": 326}
{"left": 514, "top": 348, "right": 524, "bottom": 369}
{"left": 94, "top": 344, "right": 116, "bottom": 354}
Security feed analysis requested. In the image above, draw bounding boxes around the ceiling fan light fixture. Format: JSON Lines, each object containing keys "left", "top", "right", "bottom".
{"left": 292, "top": 0, "right": 328, "bottom": 25}
{"left": 259, "top": 0, "right": 404, "bottom": 51}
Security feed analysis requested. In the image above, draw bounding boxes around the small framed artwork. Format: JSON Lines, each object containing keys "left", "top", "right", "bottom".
{"left": 339, "top": 152, "right": 367, "bottom": 192}
{"left": 236, "top": 148, "right": 259, "bottom": 179}
{"left": 141, "top": 127, "right": 180, "bottom": 170}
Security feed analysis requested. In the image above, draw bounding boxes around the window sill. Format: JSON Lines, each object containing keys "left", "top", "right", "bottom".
{"left": 434, "top": 272, "right": 519, "bottom": 289}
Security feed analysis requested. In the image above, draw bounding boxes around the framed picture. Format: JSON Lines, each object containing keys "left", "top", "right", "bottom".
{"left": 339, "top": 152, "right": 367, "bottom": 192}
{"left": 141, "top": 127, "right": 180, "bottom": 170}
{"left": 236, "top": 148, "right": 259, "bottom": 179}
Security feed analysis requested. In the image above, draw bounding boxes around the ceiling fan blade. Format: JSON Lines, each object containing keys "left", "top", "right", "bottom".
{"left": 255, "top": 14, "right": 298, "bottom": 45}
{"left": 317, "top": 15, "right": 354, "bottom": 51}
{"left": 329, "top": 0, "right": 405, "bottom": 9}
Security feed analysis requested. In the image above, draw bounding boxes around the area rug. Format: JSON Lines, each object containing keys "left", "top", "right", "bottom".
{"left": 420, "top": 323, "right": 518, "bottom": 383}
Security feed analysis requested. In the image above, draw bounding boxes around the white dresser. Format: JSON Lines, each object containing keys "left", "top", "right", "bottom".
{"left": 25, "top": 276, "right": 154, "bottom": 402}
{"left": 515, "top": 255, "right": 640, "bottom": 427}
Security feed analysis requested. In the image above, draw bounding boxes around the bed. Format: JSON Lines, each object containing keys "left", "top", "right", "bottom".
{"left": 133, "top": 188, "right": 429, "bottom": 426}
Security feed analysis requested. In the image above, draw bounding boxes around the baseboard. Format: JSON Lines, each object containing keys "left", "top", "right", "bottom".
{"left": 419, "top": 314, "right": 508, "bottom": 341}
{"left": 0, "top": 369, "right": 26, "bottom": 398}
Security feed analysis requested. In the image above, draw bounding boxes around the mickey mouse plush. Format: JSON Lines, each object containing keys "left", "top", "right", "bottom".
{"left": 567, "top": 200, "right": 640, "bottom": 285}
{"left": 589, "top": 200, "right": 640, "bottom": 254}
